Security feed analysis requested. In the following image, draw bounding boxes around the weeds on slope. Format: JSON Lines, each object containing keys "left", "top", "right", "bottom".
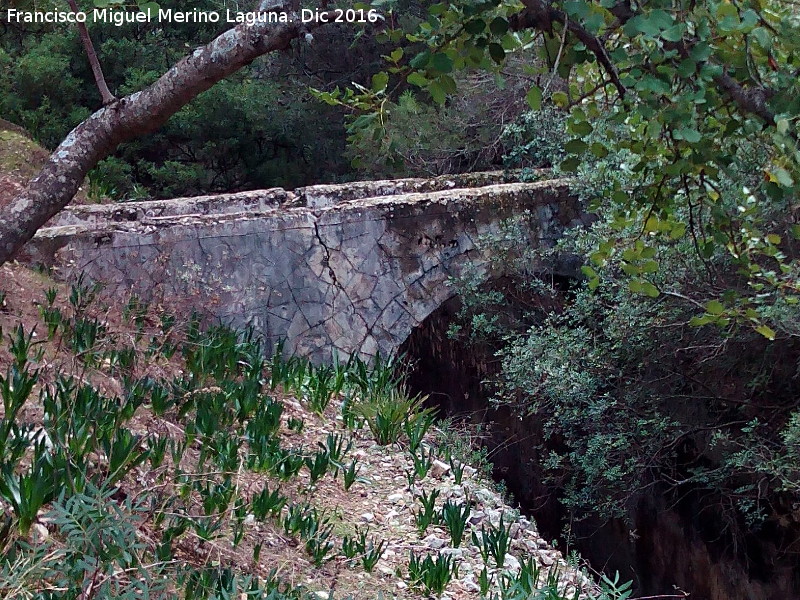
{"left": 0, "top": 277, "right": 632, "bottom": 600}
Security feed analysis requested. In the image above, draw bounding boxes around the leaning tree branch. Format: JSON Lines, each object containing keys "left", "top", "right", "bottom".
{"left": 712, "top": 71, "right": 776, "bottom": 126}
{"left": 0, "top": 9, "right": 334, "bottom": 265}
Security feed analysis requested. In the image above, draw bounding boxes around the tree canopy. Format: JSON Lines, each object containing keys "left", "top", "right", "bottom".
{"left": 325, "top": 0, "right": 799, "bottom": 335}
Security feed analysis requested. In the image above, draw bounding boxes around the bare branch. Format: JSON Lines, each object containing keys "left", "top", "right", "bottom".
{"left": 65, "top": 0, "right": 116, "bottom": 105}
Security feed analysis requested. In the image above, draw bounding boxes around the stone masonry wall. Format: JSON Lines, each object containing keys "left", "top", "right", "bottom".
{"left": 24, "top": 175, "right": 583, "bottom": 361}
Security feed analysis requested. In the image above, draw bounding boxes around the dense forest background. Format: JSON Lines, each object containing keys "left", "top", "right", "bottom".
{"left": 0, "top": 0, "right": 541, "bottom": 200}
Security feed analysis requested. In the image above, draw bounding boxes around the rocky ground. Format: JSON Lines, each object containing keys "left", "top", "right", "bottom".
{"left": 268, "top": 394, "right": 598, "bottom": 600}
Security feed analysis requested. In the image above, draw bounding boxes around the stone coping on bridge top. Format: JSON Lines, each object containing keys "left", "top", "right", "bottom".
{"left": 32, "top": 179, "right": 573, "bottom": 245}
{"left": 45, "top": 169, "right": 549, "bottom": 229}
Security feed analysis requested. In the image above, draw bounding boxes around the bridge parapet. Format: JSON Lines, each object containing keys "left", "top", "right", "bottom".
{"left": 24, "top": 174, "right": 584, "bottom": 361}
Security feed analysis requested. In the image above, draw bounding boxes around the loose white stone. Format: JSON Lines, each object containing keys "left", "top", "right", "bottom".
{"left": 423, "top": 534, "right": 447, "bottom": 549}
{"left": 431, "top": 459, "right": 451, "bottom": 478}
{"left": 503, "top": 554, "right": 521, "bottom": 573}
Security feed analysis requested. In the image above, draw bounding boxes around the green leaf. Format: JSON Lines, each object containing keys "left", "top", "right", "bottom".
{"left": 675, "top": 128, "right": 702, "bottom": 143}
{"left": 409, "top": 51, "right": 431, "bottom": 69}
{"left": 625, "top": 10, "right": 674, "bottom": 36}
{"left": 430, "top": 53, "right": 454, "bottom": 73}
{"left": 689, "top": 315, "right": 714, "bottom": 326}
{"left": 489, "top": 17, "right": 509, "bottom": 35}
{"left": 755, "top": 325, "right": 776, "bottom": 340}
{"left": 628, "top": 280, "right": 643, "bottom": 294}
{"left": 641, "top": 260, "right": 659, "bottom": 274}
{"left": 751, "top": 27, "right": 771, "bottom": 50}
{"left": 641, "top": 282, "right": 660, "bottom": 298}
{"left": 560, "top": 157, "right": 580, "bottom": 172}
{"left": 772, "top": 168, "right": 794, "bottom": 187}
{"left": 389, "top": 48, "right": 404, "bottom": 62}
{"left": 669, "top": 222, "right": 687, "bottom": 239}
{"left": 551, "top": 91, "right": 568, "bottom": 107}
{"left": 568, "top": 120, "right": 593, "bottom": 136}
{"left": 581, "top": 265, "right": 597, "bottom": 279}
{"left": 564, "top": 139, "right": 588, "bottom": 154}
{"left": 621, "top": 262, "right": 640, "bottom": 276}
{"left": 371, "top": 71, "right": 389, "bottom": 93}
{"left": 526, "top": 86, "right": 542, "bottom": 110}
{"left": 705, "top": 300, "right": 725, "bottom": 315}
{"left": 407, "top": 72, "right": 429, "bottom": 87}
{"left": 428, "top": 81, "right": 446, "bottom": 105}
{"left": 438, "top": 74, "right": 457, "bottom": 94}
{"left": 661, "top": 23, "right": 685, "bottom": 42}
{"left": 488, "top": 43, "right": 505, "bottom": 64}
{"left": 590, "top": 142, "right": 609, "bottom": 158}
{"left": 465, "top": 19, "right": 485, "bottom": 34}
{"left": 563, "top": 0, "right": 590, "bottom": 18}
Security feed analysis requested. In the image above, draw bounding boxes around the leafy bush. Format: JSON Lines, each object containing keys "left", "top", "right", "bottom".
{"left": 440, "top": 500, "right": 471, "bottom": 548}
{"left": 501, "top": 105, "right": 568, "bottom": 170}
{"left": 353, "top": 387, "right": 427, "bottom": 446}
{"left": 407, "top": 551, "right": 458, "bottom": 597}
{"left": 0, "top": 3, "right": 359, "bottom": 198}
{"left": 450, "top": 120, "right": 800, "bottom": 570}
{"left": 0, "top": 483, "right": 169, "bottom": 598}
{"left": 414, "top": 488, "right": 440, "bottom": 535}
{"left": 472, "top": 515, "right": 513, "bottom": 568}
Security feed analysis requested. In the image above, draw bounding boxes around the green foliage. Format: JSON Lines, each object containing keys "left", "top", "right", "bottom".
{"left": 305, "top": 447, "right": 331, "bottom": 487}
{"left": 472, "top": 514, "right": 513, "bottom": 568}
{"left": 251, "top": 484, "right": 288, "bottom": 521}
{"left": 303, "top": 362, "right": 347, "bottom": 415}
{"left": 403, "top": 405, "right": 437, "bottom": 453}
{"left": 407, "top": 551, "right": 458, "bottom": 597}
{"left": 0, "top": 283, "right": 432, "bottom": 596}
{"left": 440, "top": 499, "right": 471, "bottom": 548}
{"left": 413, "top": 488, "right": 440, "bottom": 535}
{"left": 335, "top": 0, "right": 800, "bottom": 332}
{"left": 353, "top": 386, "right": 427, "bottom": 446}
{"left": 1, "top": 0, "right": 359, "bottom": 198}
{"left": 341, "top": 526, "right": 386, "bottom": 572}
{"left": 342, "top": 458, "right": 362, "bottom": 491}
{"left": 32, "top": 483, "right": 168, "bottom": 598}
{"left": 449, "top": 457, "right": 465, "bottom": 484}
{"left": 448, "top": 160, "right": 800, "bottom": 568}
{"left": 410, "top": 443, "right": 435, "bottom": 480}
{"left": 501, "top": 105, "right": 568, "bottom": 170}
{"left": 359, "top": 535, "right": 387, "bottom": 573}
{"left": 323, "top": 432, "right": 353, "bottom": 476}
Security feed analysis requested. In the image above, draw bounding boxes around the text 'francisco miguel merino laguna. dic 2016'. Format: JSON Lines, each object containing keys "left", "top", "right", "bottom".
{"left": 2, "top": 8, "right": 364, "bottom": 26}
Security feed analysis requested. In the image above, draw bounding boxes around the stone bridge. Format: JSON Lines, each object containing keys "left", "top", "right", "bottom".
{"left": 23, "top": 172, "right": 584, "bottom": 361}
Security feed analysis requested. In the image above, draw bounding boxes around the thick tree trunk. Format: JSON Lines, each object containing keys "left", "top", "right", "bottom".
{"left": 0, "top": 10, "right": 326, "bottom": 265}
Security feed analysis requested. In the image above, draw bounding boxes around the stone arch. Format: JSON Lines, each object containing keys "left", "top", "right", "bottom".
{"left": 23, "top": 176, "right": 584, "bottom": 362}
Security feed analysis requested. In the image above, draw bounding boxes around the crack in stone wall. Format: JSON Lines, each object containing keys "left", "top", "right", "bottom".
{"left": 22, "top": 176, "right": 586, "bottom": 362}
